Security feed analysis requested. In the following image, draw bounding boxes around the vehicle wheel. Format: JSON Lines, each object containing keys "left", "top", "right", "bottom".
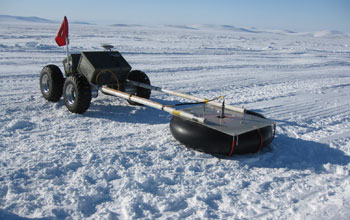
{"left": 127, "top": 70, "right": 151, "bottom": 105}
{"left": 40, "top": 65, "right": 64, "bottom": 102}
{"left": 63, "top": 74, "right": 91, "bottom": 114}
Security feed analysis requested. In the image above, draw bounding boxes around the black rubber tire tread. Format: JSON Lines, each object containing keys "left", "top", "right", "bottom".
{"left": 127, "top": 70, "right": 151, "bottom": 105}
{"left": 170, "top": 116, "right": 232, "bottom": 155}
{"left": 40, "top": 65, "right": 64, "bottom": 102}
{"left": 63, "top": 74, "right": 92, "bottom": 114}
{"left": 245, "top": 109, "right": 266, "bottom": 119}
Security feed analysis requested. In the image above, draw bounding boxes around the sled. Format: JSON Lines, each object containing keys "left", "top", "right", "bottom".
{"left": 40, "top": 39, "right": 275, "bottom": 155}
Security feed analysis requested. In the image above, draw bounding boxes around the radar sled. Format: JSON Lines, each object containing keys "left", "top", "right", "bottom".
{"left": 40, "top": 44, "right": 275, "bottom": 156}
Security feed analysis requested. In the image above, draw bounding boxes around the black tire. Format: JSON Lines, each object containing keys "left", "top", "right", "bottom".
{"left": 127, "top": 70, "right": 151, "bottom": 105}
{"left": 245, "top": 110, "right": 266, "bottom": 119}
{"left": 40, "top": 65, "right": 64, "bottom": 102}
{"left": 63, "top": 74, "right": 91, "bottom": 114}
{"left": 170, "top": 112, "right": 273, "bottom": 156}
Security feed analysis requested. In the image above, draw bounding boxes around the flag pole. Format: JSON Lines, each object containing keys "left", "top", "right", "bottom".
{"left": 55, "top": 16, "right": 70, "bottom": 71}
{"left": 66, "top": 36, "right": 70, "bottom": 71}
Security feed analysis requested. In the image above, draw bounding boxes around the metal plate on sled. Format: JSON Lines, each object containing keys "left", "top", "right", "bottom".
{"left": 181, "top": 105, "right": 274, "bottom": 136}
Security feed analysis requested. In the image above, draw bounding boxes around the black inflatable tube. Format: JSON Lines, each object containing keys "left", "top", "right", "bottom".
{"left": 169, "top": 111, "right": 274, "bottom": 156}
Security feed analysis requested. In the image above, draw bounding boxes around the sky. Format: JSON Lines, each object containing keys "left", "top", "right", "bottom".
{"left": 0, "top": 0, "right": 349, "bottom": 32}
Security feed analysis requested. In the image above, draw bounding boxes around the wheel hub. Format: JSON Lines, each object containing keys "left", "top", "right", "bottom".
{"left": 41, "top": 74, "right": 50, "bottom": 93}
{"left": 65, "top": 84, "right": 76, "bottom": 105}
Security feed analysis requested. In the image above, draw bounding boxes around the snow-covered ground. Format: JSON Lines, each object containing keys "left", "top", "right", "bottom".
{"left": 1, "top": 20, "right": 350, "bottom": 219}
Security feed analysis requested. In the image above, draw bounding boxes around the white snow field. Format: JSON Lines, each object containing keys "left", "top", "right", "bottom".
{"left": 1, "top": 20, "right": 350, "bottom": 220}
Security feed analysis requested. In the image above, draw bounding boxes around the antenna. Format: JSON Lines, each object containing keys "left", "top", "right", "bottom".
{"left": 101, "top": 44, "right": 114, "bottom": 51}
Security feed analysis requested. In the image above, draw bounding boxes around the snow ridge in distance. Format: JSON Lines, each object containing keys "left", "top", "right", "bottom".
{"left": 0, "top": 14, "right": 92, "bottom": 25}
{"left": 0, "top": 14, "right": 55, "bottom": 23}
{"left": 108, "top": 23, "right": 348, "bottom": 38}
{"left": 1, "top": 14, "right": 348, "bottom": 37}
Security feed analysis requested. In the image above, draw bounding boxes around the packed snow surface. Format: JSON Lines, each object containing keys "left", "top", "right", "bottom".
{"left": 1, "top": 21, "right": 350, "bottom": 219}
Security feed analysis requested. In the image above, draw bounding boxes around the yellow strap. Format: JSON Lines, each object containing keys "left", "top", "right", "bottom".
{"left": 206, "top": 95, "right": 225, "bottom": 103}
{"left": 172, "top": 110, "right": 181, "bottom": 116}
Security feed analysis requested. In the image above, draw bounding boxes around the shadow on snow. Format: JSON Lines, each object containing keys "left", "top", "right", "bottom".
{"left": 73, "top": 96, "right": 350, "bottom": 174}
{"left": 0, "top": 209, "right": 51, "bottom": 220}
{"left": 232, "top": 134, "right": 350, "bottom": 173}
{"left": 85, "top": 97, "right": 193, "bottom": 125}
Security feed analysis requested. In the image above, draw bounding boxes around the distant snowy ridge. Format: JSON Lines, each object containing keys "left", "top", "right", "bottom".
{"left": 313, "top": 30, "right": 348, "bottom": 37}
{"left": 188, "top": 24, "right": 262, "bottom": 33}
{"left": 110, "top": 24, "right": 144, "bottom": 28}
{"left": 0, "top": 15, "right": 92, "bottom": 25}
{"left": 0, "top": 15, "right": 55, "bottom": 23}
{"left": 109, "top": 23, "right": 348, "bottom": 37}
{"left": 186, "top": 24, "right": 349, "bottom": 37}
{"left": 1, "top": 15, "right": 348, "bottom": 38}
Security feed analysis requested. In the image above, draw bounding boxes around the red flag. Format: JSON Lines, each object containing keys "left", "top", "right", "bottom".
{"left": 55, "top": 16, "right": 69, "bottom": 47}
